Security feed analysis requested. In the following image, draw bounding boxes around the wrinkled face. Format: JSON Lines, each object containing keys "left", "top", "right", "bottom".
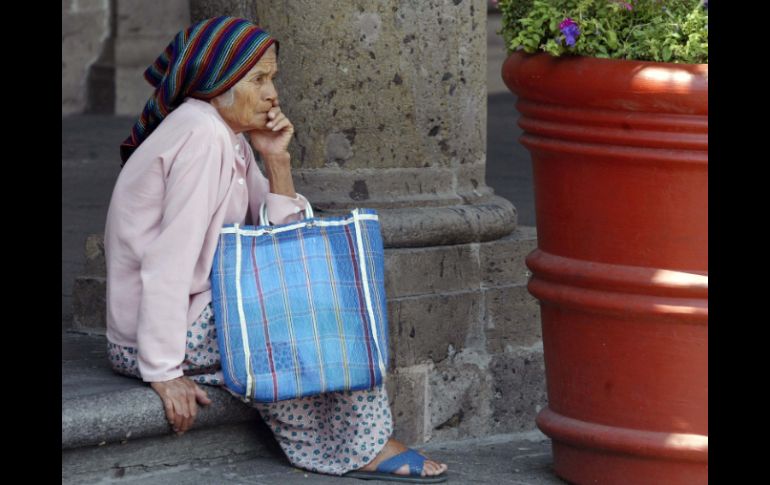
{"left": 212, "top": 45, "right": 279, "bottom": 133}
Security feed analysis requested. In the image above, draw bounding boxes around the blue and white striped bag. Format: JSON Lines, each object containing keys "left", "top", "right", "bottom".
{"left": 210, "top": 196, "right": 389, "bottom": 402}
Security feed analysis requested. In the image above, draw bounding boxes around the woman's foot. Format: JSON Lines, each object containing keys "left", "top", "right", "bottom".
{"left": 358, "top": 437, "right": 448, "bottom": 477}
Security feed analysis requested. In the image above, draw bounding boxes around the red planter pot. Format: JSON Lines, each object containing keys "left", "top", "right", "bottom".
{"left": 502, "top": 52, "right": 707, "bottom": 485}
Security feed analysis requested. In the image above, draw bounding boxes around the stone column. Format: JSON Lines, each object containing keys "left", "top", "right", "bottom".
{"left": 113, "top": 0, "right": 191, "bottom": 114}
{"left": 62, "top": 0, "right": 110, "bottom": 115}
{"left": 190, "top": 0, "right": 516, "bottom": 247}
{"left": 182, "top": 0, "right": 543, "bottom": 447}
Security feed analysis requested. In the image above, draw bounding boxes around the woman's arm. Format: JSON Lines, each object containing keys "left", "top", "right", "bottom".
{"left": 262, "top": 152, "right": 296, "bottom": 198}
{"left": 137, "top": 129, "right": 223, "bottom": 434}
{"left": 136, "top": 133, "right": 221, "bottom": 383}
{"left": 247, "top": 106, "right": 312, "bottom": 224}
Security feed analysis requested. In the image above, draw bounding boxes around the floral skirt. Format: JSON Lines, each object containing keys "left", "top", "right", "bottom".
{"left": 107, "top": 303, "right": 394, "bottom": 476}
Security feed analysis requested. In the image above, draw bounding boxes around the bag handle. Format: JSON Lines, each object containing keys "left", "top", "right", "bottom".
{"left": 258, "top": 193, "right": 314, "bottom": 226}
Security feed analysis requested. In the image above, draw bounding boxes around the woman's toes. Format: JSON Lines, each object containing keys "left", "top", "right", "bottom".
{"left": 427, "top": 461, "right": 447, "bottom": 475}
{"left": 424, "top": 461, "right": 439, "bottom": 475}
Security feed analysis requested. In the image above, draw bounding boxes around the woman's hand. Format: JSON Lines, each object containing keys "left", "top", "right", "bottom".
{"left": 150, "top": 376, "right": 212, "bottom": 435}
{"left": 248, "top": 104, "right": 294, "bottom": 157}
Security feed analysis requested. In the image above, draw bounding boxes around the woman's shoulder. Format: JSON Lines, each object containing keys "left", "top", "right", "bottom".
{"left": 133, "top": 99, "right": 233, "bottom": 174}
{"left": 155, "top": 98, "right": 230, "bottom": 143}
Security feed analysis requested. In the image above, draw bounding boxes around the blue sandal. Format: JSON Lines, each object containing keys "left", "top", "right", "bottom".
{"left": 342, "top": 448, "right": 448, "bottom": 483}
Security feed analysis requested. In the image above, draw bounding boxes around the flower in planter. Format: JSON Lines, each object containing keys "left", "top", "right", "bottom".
{"left": 558, "top": 18, "right": 580, "bottom": 46}
{"left": 497, "top": 0, "right": 708, "bottom": 64}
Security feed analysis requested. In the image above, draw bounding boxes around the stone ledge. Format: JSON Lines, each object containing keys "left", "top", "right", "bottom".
{"left": 288, "top": 193, "right": 518, "bottom": 248}
{"left": 377, "top": 195, "right": 518, "bottom": 247}
{"left": 62, "top": 378, "right": 260, "bottom": 450}
{"left": 62, "top": 422, "right": 276, "bottom": 484}
{"left": 62, "top": 333, "right": 548, "bottom": 474}
{"left": 62, "top": 333, "right": 259, "bottom": 450}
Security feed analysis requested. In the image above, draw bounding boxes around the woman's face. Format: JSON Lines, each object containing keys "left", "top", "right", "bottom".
{"left": 212, "top": 45, "right": 279, "bottom": 133}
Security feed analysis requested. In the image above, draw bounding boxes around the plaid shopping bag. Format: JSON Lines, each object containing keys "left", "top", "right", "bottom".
{"left": 209, "top": 200, "right": 389, "bottom": 402}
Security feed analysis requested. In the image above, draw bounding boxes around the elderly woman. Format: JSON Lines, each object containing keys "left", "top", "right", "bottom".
{"left": 103, "top": 17, "right": 448, "bottom": 483}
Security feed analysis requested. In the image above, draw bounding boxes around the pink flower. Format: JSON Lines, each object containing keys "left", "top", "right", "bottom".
{"left": 559, "top": 18, "right": 580, "bottom": 47}
{"left": 559, "top": 18, "right": 577, "bottom": 30}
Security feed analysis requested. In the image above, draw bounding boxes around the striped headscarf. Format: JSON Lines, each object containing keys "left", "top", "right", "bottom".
{"left": 119, "top": 17, "right": 279, "bottom": 165}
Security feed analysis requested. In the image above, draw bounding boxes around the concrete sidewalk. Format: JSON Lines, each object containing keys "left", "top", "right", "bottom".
{"left": 82, "top": 432, "right": 563, "bottom": 485}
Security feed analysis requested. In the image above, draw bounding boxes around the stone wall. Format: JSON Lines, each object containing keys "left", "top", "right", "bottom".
{"left": 62, "top": 0, "right": 110, "bottom": 116}
{"left": 61, "top": 0, "right": 190, "bottom": 115}
{"left": 113, "top": 0, "right": 190, "bottom": 114}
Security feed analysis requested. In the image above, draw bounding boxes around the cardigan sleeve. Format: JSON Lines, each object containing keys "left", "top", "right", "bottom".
{"left": 136, "top": 130, "right": 223, "bottom": 382}
{"left": 242, "top": 141, "right": 311, "bottom": 225}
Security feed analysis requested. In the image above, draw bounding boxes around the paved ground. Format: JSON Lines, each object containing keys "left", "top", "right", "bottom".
{"left": 91, "top": 432, "right": 564, "bottom": 484}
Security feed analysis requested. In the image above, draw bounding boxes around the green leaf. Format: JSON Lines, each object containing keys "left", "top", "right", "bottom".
{"left": 550, "top": 19, "right": 559, "bottom": 31}
{"left": 524, "top": 37, "right": 539, "bottom": 49}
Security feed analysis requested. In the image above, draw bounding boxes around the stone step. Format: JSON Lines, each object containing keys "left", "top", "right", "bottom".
{"left": 62, "top": 330, "right": 274, "bottom": 483}
{"left": 62, "top": 331, "right": 261, "bottom": 451}
{"left": 62, "top": 331, "right": 549, "bottom": 482}
{"left": 61, "top": 366, "right": 260, "bottom": 450}
{"left": 63, "top": 422, "right": 278, "bottom": 484}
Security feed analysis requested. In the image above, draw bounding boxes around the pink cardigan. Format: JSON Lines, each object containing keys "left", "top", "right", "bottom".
{"left": 104, "top": 97, "right": 310, "bottom": 382}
